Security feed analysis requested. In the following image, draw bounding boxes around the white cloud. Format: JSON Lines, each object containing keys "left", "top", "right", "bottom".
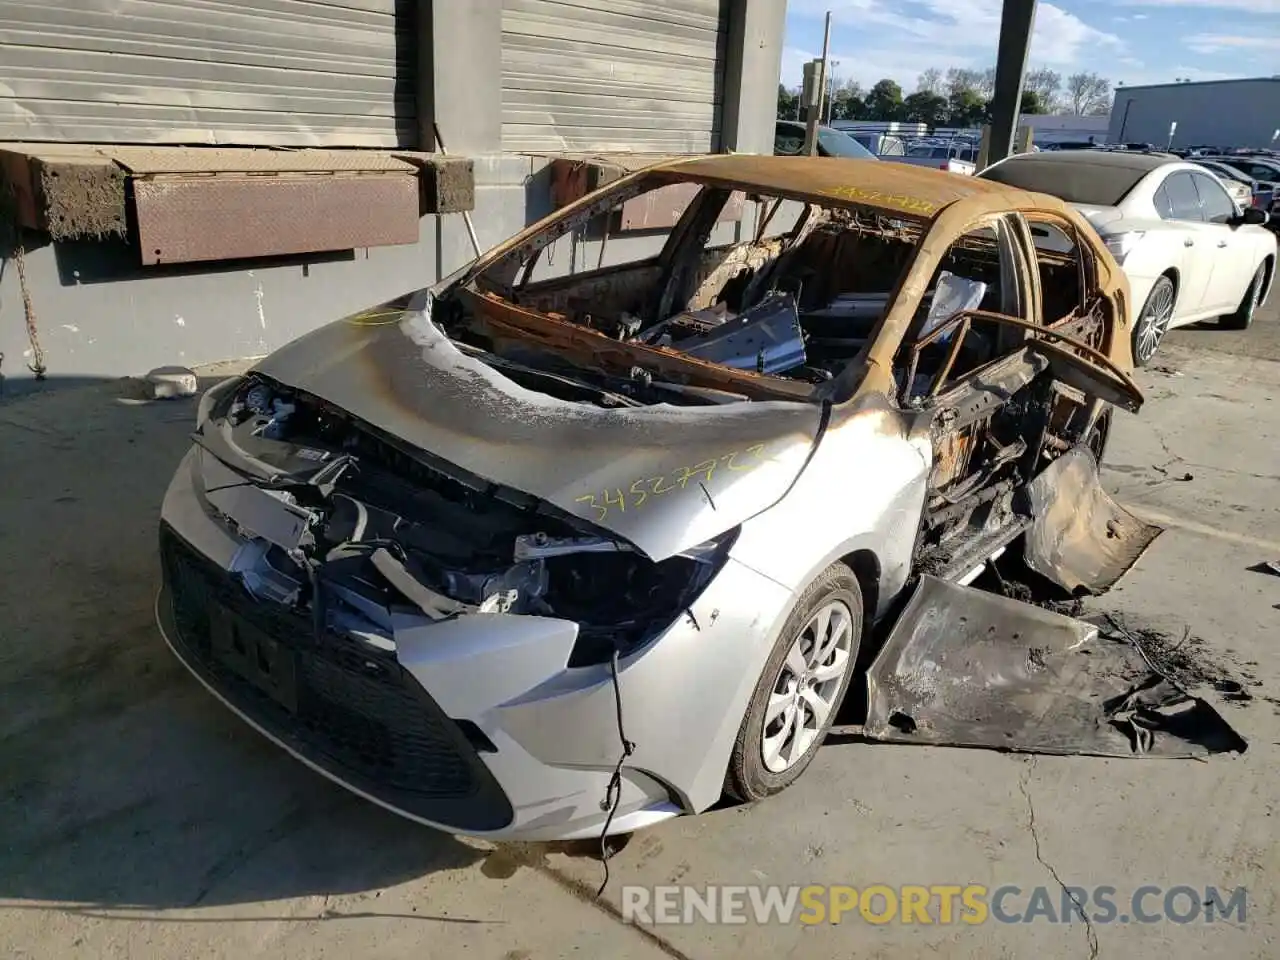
{"left": 782, "top": 0, "right": 1124, "bottom": 89}
{"left": 1185, "top": 33, "right": 1280, "bottom": 54}
{"left": 1117, "top": 0, "right": 1279, "bottom": 11}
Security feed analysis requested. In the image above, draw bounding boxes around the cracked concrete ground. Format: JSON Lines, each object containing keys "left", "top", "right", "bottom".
{"left": 3, "top": 303, "right": 1280, "bottom": 959}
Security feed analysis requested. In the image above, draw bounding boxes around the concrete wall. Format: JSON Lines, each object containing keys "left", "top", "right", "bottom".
{"left": 1108, "top": 79, "right": 1280, "bottom": 149}
{"left": 0, "top": 0, "right": 786, "bottom": 396}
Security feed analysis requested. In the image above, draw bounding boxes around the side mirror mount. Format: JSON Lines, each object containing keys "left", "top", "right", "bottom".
{"left": 1233, "top": 206, "right": 1269, "bottom": 227}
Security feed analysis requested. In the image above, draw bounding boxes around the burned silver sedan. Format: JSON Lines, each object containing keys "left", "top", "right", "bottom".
{"left": 158, "top": 156, "right": 1202, "bottom": 844}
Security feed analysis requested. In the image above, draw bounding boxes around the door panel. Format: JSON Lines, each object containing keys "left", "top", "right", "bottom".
{"left": 1191, "top": 171, "right": 1252, "bottom": 311}
{"left": 1158, "top": 172, "right": 1216, "bottom": 316}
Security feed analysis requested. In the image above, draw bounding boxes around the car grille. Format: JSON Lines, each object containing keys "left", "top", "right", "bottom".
{"left": 159, "top": 523, "right": 513, "bottom": 830}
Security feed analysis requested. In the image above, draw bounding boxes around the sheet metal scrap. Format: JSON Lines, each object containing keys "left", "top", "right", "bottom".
{"left": 1024, "top": 445, "right": 1164, "bottom": 596}
{"left": 863, "top": 575, "right": 1247, "bottom": 758}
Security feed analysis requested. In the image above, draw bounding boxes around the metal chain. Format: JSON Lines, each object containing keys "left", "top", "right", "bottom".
{"left": 11, "top": 241, "right": 46, "bottom": 379}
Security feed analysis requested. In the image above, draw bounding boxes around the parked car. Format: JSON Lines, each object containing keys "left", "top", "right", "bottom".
{"left": 159, "top": 156, "right": 1160, "bottom": 843}
{"left": 886, "top": 140, "right": 977, "bottom": 175}
{"left": 979, "top": 151, "right": 1276, "bottom": 364}
{"left": 774, "top": 120, "right": 877, "bottom": 159}
{"left": 1192, "top": 159, "right": 1277, "bottom": 216}
{"left": 1203, "top": 155, "right": 1280, "bottom": 219}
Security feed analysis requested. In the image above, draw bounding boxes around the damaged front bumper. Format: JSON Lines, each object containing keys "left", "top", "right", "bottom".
{"left": 157, "top": 448, "right": 796, "bottom": 841}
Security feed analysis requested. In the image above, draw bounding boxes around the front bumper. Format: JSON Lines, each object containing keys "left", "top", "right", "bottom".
{"left": 157, "top": 447, "right": 796, "bottom": 841}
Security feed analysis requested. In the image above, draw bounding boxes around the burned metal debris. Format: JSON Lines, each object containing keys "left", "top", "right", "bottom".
{"left": 864, "top": 576, "right": 1247, "bottom": 758}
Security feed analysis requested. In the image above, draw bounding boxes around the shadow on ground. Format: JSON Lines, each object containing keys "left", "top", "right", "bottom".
{"left": 0, "top": 374, "right": 480, "bottom": 911}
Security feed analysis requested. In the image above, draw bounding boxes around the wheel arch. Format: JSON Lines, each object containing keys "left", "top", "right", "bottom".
{"left": 1260, "top": 254, "right": 1275, "bottom": 306}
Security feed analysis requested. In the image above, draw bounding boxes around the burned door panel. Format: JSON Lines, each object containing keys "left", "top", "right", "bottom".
{"left": 863, "top": 575, "right": 1245, "bottom": 758}
{"left": 1023, "top": 446, "right": 1164, "bottom": 596}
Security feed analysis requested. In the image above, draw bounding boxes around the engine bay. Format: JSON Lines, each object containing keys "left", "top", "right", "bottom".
{"left": 198, "top": 377, "right": 731, "bottom": 665}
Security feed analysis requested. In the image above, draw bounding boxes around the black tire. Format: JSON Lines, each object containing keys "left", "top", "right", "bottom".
{"left": 1131, "top": 275, "right": 1176, "bottom": 367}
{"left": 725, "top": 563, "right": 863, "bottom": 803}
{"left": 1221, "top": 265, "right": 1266, "bottom": 331}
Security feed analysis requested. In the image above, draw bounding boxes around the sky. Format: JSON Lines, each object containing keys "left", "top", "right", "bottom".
{"left": 780, "top": 0, "right": 1280, "bottom": 99}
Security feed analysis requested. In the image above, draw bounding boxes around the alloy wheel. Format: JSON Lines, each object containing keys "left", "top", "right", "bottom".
{"left": 760, "top": 599, "right": 854, "bottom": 773}
{"left": 1135, "top": 280, "right": 1175, "bottom": 364}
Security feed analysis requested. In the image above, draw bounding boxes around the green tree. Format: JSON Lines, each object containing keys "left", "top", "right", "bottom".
{"left": 829, "top": 78, "right": 866, "bottom": 121}
{"left": 864, "top": 78, "right": 905, "bottom": 121}
{"left": 1020, "top": 89, "right": 1048, "bottom": 114}
{"left": 902, "top": 91, "right": 950, "bottom": 126}
{"left": 946, "top": 89, "right": 988, "bottom": 127}
{"left": 777, "top": 83, "right": 799, "bottom": 120}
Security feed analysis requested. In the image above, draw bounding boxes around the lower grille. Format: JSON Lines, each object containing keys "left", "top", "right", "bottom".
{"left": 159, "top": 523, "right": 513, "bottom": 831}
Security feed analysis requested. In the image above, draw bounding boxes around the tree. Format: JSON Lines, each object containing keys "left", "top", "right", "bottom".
{"left": 903, "top": 91, "right": 950, "bottom": 126}
{"left": 1065, "top": 71, "right": 1111, "bottom": 116}
{"left": 864, "top": 78, "right": 905, "bottom": 121}
{"left": 978, "top": 66, "right": 997, "bottom": 100}
{"left": 1020, "top": 89, "right": 1047, "bottom": 115}
{"left": 777, "top": 83, "right": 799, "bottom": 120}
{"left": 1025, "top": 68, "right": 1062, "bottom": 113}
{"left": 946, "top": 89, "right": 988, "bottom": 128}
{"left": 829, "top": 78, "right": 865, "bottom": 121}
{"left": 917, "top": 68, "right": 943, "bottom": 95}
{"left": 945, "top": 67, "right": 984, "bottom": 99}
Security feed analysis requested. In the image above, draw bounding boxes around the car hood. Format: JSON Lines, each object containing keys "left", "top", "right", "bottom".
{"left": 250, "top": 296, "right": 827, "bottom": 561}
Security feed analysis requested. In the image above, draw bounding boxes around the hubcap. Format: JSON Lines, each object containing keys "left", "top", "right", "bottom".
{"left": 1136, "top": 282, "right": 1174, "bottom": 363}
{"left": 761, "top": 600, "right": 854, "bottom": 774}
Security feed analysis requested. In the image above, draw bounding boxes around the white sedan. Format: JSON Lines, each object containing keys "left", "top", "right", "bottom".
{"left": 980, "top": 151, "right": 1276, "bottom": 364}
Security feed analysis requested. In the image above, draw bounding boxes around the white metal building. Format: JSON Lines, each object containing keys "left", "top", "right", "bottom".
{"left": 1107, "top": 77, "right": 1280, "bottom": 150}
{"left": 0, "top": 0, "right": 786, "bottom": 389}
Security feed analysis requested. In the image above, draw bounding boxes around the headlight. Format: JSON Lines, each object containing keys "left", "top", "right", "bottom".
{"left": 558, "top": 528, "right": 740, "bottom": 667}
{"left": 1103, "top": 231, "right": 1146, "bottom": 264}
{"left": 195, "top": 376, "right": 244, "bottom": 431}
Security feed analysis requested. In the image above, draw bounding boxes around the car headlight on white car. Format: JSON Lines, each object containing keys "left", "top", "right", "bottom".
{"left": 1103, "top": 231, "right": 1146, "bottom": 264}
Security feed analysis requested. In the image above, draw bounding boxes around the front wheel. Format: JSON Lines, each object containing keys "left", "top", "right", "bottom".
{"left": 1132, "top": 275, "right": 1176, "bottom": 367}
{"left": 1221, "top": 264, "right": 1265, "bottom": 331}
{"left": 725, "top": 563, "right": 863, "bottom": 803}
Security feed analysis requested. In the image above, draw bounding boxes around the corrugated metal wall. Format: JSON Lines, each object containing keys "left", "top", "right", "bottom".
{"left": 1107, "top": 80, "right": 1280, "bottom": 150}
{"left": 501, "top": 0, "right": 728, "bottom": 154}
{"left": 0, "top": 0, "right": 415, "bottom": 147}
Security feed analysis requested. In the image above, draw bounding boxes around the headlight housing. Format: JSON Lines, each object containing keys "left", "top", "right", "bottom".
{"left": 559, "top": 527, "right": 740, "bottom": 667}
{"left": 195, "top": 376, "right": 244, "bottom": 431}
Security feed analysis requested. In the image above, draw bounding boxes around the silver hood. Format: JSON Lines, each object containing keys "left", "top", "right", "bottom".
{"left": 249, "top": 298, "right": 826, "bottom": 561}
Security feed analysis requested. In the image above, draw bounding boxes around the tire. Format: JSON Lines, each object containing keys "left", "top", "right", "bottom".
{"left": 1131, "top": 275, "right": 1176, "bottom": 367}
{"left": 1221, "top": 265, "right": 1266, "bottom": 331}
{"left": 725, "top": 562, "right": 863, "bottom": 803}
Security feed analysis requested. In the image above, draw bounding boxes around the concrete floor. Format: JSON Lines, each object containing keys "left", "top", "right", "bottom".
{"left": 3, "top": 302, "right": 1279, "bottom": 960}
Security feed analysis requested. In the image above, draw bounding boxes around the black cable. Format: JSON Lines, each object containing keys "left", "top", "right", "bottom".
{"left": 596, "top": 646, "right": 636, "bottom": 899}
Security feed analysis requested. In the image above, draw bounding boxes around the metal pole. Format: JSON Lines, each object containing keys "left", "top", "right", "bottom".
{"left": 826, "top": 61, "right": 839, "bottom": 124}
{"left": 804, "top": 11, "right": 832, "bottom": 156}
{"left": 985, "top": 0, "right": 1038, "bottom": 168}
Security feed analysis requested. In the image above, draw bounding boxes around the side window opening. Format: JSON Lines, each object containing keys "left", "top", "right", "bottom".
{"left": 895, "top": 216, "right": 1025, "bottom": 404}
{"left": 1026, "top": 219, "right": 1085, "bottom": 326}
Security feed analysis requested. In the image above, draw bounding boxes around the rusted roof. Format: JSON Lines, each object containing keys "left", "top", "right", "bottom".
{"left": 649, "top": 154, "right": 1056, "bottom": 221}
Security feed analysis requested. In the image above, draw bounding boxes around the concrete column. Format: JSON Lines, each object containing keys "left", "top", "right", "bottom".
{"left": 720, "top": 0, "right": 788, "bottom": 155}
{"left": 986, "top": 0, "right": 1037, "bottom": 168}
{"left": 416, "top": 0, "right": 502, "bottom": 156}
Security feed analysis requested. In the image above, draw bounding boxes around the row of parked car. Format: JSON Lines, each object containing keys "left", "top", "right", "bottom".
{"left": 775, "top": 119, "right": 1277, "bottom": 364}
